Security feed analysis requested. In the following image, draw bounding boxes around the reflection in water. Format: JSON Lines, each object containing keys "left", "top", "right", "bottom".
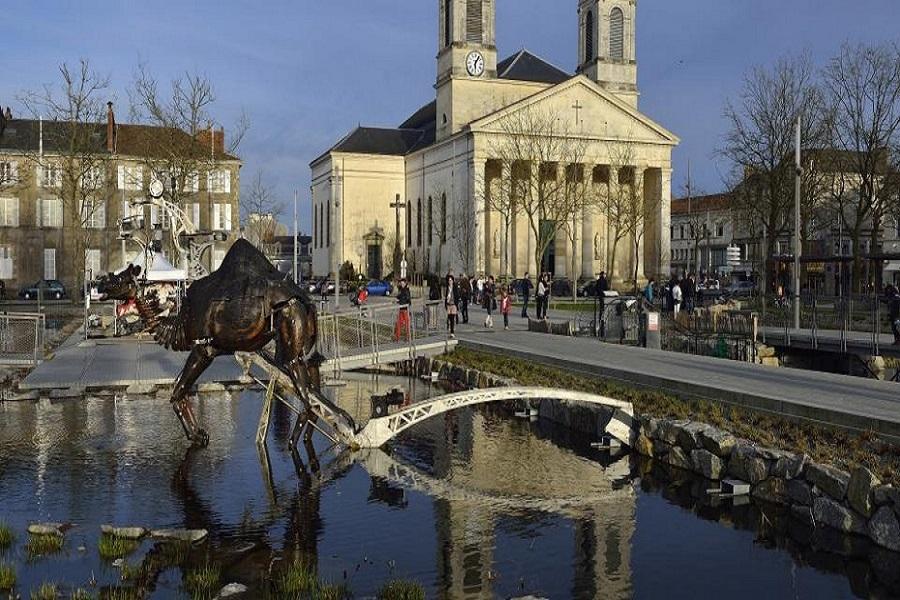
{"left": 0, "top": 373, "right": 884, "bottom": 598}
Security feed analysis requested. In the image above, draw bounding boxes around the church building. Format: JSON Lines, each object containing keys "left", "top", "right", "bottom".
{"left": 310, "top": 0, "right": 678, "bottom": 285}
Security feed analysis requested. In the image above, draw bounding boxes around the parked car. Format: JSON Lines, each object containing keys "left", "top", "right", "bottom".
{"left": 550, "top": 278, "right": 573, "bottom": 297}
{"left": 19, "top": 279, "right": 67, "bottom": 300}
{"left": 579, "top": 279, "right": 600, "bottom": 297}
{"left": 724, "top": 281, "right": 756, "bottom": 298}
{"left": 366, "top": 280, "right": 393, "bottom": 296}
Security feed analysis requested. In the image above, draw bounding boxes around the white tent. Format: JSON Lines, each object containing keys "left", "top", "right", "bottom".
{"left": 120, "top": 252, "right": 187, "bottom": 282}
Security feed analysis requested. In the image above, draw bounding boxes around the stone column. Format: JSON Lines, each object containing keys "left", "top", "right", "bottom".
{"left": 472, "top": 157, "right": 487, "bottom": 275}
{"left": 660, "top": 168, "right": 672, "bottom": 278}
{"left": 499, "top": 161, "right": 510, "bottom": 278}
{"left": 634, "top": 166, "right": 647, "bottom": 287}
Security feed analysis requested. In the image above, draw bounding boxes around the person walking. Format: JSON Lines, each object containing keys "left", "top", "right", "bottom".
{"left": 445, "top": 274, "right": 460, "bottom": 338}
{"left": 672, "top": 278, "right": 683, "bottom": 318}
{"left": 394, "top": 278, "right": 412, "bottom": 341}
{"left": 521, "top": 272, "right": 534, "bottom": 318}
{"left": 459, "top": 274, "right": 471, "bottom": 324}
{"left": 684, "top": 273, "right": 696, "bottom": 312}
{"left": 500, "top": 287, "right": 512, "bottom": 330}
{"left": 483, "top": 275, "right": 496, "bottom": 328}
{"left": 886, "top": 285, "right": 900, "bottom": 345}
{"left": 643, "top": 278, "right": 655, "bottom": 305}
{"left": 542, "top": 273, "right": 552, "bottom": 320}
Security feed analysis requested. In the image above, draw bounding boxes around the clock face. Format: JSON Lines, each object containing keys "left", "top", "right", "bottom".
{"left": 148, "top": 179, "right": 165, "bottom": 199}
{"left": 466, "top": 51, "right": 485, "bottom": 77}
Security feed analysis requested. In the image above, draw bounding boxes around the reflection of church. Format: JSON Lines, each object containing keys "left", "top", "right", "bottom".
{"left": 311, "top": 0, "right": 677, "bottom": 283}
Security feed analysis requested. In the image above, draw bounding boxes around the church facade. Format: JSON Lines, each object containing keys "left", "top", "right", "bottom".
{"left": 311, "top": 0, "right": 678, "bottom": 285}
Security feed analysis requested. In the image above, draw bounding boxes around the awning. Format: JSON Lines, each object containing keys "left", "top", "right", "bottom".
{"left": 119, "top": 253, "right": 187, "bottom": 282}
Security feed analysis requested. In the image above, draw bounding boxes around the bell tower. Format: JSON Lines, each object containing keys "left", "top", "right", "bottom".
{"left": 577, "top": 0, "right": 639, "bottom": 107}
{"left": 436, "top": 0, "right": 497, "bottom": 140}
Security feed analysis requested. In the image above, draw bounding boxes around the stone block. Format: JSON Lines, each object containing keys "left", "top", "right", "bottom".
{"left": 727, "top": 444, "right": 769, "bottom": 484}
{"left": 150, "top": 528, "right": 208, "bottom": 543}
{"left": 847, "top": 466, "right": 881, "bottom": 518}
{"left": 868, "top": 506, "right": 900, "bottom": 552}
{"left": 787, "top": 479, "right": 814, "bottom": 506}
{"left": 721, "top": 479, "right": 750, "bottom": 496}
{"left": 813, "top": 497, "right": 867, "bottom": 535}
{"left": 691, "top": 449, "right": 724, "bottom": 480}
{"left": 652, "top": 438, "right": 673, "bottom": 457}
{"left": 467, "top": 369, "right": 479, "bottom": 388}
{"left": 806, "top": 463, "right": 850, "bottom": 501}
{"left": 760, "top": 356, "right": 780, "bottom": 367}
{"left": 657, "top": 419, "right": 689, "bottom": 445}
{"left": 217, "top": 583, "right": 249, "bottom": 598}
{"left": 752, "top": 478, "right": 790, "bottom": 505}
{"left": 771, "top": 453, "right": 809, "bottom": 480}
{"left": 756, "top": 343, "right": 776, "bottom": 359}
{"left": 666, "top": 446, "right": 694, "bottom": 471}
{"left": 639, "top": 416, "right": 661, "bottom": 440}
{"left": 28, "top": 523, "right": 64, "bottom": 536}
{"left": 873, "top": 485, "right": 900, "bottom": 511}
{"left": 126, "top": 382, "right": 155, "bottom": 396}
{"left": 635, "top": 434, "right": 653, "bottom": 458}
{"left": 790, "top": 504, "right": 815, "bottom": 528}
{"left": 197, "top": 382, "right": 226, "bottom": 393}
{"left": 697, "top": 427, "right": 737, "bottom": 458}
{"left": 676, "top": 422, "right": 708, "bottom": 451}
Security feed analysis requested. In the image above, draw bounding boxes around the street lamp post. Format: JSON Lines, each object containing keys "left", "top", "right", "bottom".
{"left": 793, "top": 117, "right": 802, "bottom": 331}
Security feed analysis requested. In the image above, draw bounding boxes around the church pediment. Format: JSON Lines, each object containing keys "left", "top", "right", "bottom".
{"left": 468, "top": 75, "right": 679, "bottom": 146}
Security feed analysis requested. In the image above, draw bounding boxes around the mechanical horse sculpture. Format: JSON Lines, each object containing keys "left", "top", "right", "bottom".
{"left": 97, "top": 239, "right": 352, "bottom": 448}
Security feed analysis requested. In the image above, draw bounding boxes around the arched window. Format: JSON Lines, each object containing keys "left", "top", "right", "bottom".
{"left": 444, "top": 0, "right": 452, "bottom": 47}
{"left": 584, "top": 10, "right": 594, "bottom": 63}
{"left": 427, "top": 196, "right": 433, "bottom": 246}
{"left": 314, "top": 205, "right": 319, "bottom": 248}
{"left": 441, "top": 193, "right": 447, "bottom": 243}
{"left": 466, "top": 0, "right": 483, "bottom": 44}
{"left": 609, "top": 7, "right": 624, "bottom": 61}
{"left": 417, "top": 198, "right": 422, "bottom": 246}
{"left": 326, "top": 202, "right": 331, "bottom": 247}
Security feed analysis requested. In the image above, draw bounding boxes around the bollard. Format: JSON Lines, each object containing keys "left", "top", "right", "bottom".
{"left": 643, "top": 311, "right": 661, "bottom": 350}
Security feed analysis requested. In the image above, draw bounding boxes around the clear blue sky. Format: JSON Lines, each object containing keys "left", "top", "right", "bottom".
{"left": 2, "top": 1, "right": 898, "bottom": 231}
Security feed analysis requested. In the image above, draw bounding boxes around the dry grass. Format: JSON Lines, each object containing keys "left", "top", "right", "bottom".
{"left": 25, "top": 533, "right": 63, "bottom": 559}
{"left": 442, "top": 348, "right": 900, "bottom": 485}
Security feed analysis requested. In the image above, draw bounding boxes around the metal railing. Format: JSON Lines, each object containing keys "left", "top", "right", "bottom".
{"left": 0, "top": 312, "right": 46, "bottom": 366}
{"left": 316, "top": 301, "right": 446, "bottom": 377}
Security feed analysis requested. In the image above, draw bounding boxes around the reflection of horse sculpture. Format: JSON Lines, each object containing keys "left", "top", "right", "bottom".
{"left": 97, "top": 239, "right": 345, "bottom": 447}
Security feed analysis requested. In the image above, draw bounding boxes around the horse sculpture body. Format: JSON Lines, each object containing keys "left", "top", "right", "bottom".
{"left": 98, "top": 239, "right": 342, "bottom": 448}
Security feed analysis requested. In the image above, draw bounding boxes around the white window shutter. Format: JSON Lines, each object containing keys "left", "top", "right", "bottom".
{"left": 225, "top": 204, "right": 232, "bottom": 231}
{"left": 36, "top": 199, "right": 42, "bottom": 227}
{"left": 10, "top": 162, "right": 17, "bottom": 180}
{"left": 223, "top": 171, "right": 231, "bottom": 193}
{"left": 213, "top": 203, "right": 221, "bottom": 230}
{"left": 36, "top": 165, "right": 42, "bottom": 187}
{"left": 117, "top": 165, "right": 125, "bottom": 190}
{"left": 192, "top": 203, "right": 201, "bottom": 230}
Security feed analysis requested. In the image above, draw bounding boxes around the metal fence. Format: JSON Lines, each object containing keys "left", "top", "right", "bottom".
{"left": 558, "top": 297, "right": 641, "bottom": 344}
{"left": 0, "top": 312, "right": 46, "bottom": 366}
{"left": 316, "top": 301, "right": 446, "bottom": 371}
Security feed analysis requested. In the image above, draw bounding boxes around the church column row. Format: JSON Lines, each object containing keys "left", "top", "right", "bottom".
{"left": 478, "top": 160, "right": 667, "bottom": 284}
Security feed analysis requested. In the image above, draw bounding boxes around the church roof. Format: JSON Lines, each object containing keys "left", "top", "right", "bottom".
{"left": 328, "top": 126, "right": 427, "bottom": 156}
{"left": 497, "top": 49, "right": 571, "bottom": 85}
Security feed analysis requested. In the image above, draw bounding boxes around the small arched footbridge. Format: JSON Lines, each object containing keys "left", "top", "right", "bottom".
{"left": 351, "top": 387, "right": 636, "bottom": 449}
{"left": 241, "top": 352, "right": 636, "bottom": 450}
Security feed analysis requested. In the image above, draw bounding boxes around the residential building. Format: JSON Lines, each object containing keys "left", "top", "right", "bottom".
{"left": 670, "top": 193, "right": 737, "bottom": 279}
{"left": 272, "top": 234, "right": 312, "bottom": 280}
{"left": 311, "top": 0, "right": 678, "bottom": 285}
{"left": 0, "top": 104, "right": 241, "bottom": 294}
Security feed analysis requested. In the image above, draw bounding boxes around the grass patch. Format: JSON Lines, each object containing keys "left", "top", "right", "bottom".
{"left": 270, "top": 559, "right": 351, "bottom": 599}
{"left": 71, "top": 589, "right": 94, "bottom": 600}
{"left": 103, "top": 588, "right": 141, "bottom": 600}
{"left": 30, "top": 581, "right": 58, "bottom": 600}
{"left": 25, "top": 533, "right": 63, "bottom": 559}
{"left": 0, "top": 522, "right": 14, "bottom": 550}
{"left": 378, "top": 579, "right": 426, "bottom": 600}
{"left": 185, "top": 562, "right": 221, "bottom": 599}
{"left": 98, "top": 534, "right": 139, "bottom": 561}
{"left": 441, "top": 347, "right": 900, "bottom": 485}
{"left": 0, "top": 562, "right": 16, "bottom": 590}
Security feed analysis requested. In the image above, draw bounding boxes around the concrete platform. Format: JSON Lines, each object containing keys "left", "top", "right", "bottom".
{"left": 456, "top": 320, "right": 900, "bottom": 442}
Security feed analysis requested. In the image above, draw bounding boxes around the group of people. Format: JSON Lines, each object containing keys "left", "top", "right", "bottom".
{"left": 440, "top": 272, "right": 514, "bottom": 336}
{"left": 662, "top": 273, "right": 700, "bottom": 317}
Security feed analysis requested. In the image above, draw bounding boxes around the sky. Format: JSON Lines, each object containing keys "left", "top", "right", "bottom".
{"left": 2, "top": 0, "right": 899, "bottom": 232}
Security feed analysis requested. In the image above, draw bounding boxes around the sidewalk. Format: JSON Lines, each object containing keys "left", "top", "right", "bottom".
{"left": 453, "top": 310, "right": 900, "bottom": 441}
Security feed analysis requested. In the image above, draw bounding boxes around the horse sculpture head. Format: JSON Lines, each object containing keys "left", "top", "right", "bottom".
{"left": 96, "top": 264, "right": 142, "bottom": 301}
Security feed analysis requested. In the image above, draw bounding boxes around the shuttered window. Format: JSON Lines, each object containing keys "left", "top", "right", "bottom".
{"left": 466, "top": 0, "right": 482, "bottom": 44}
{"left": 0, "top": 197, "right": 18, "bottom": 227}
{"left": 444, "top": 0, "right": 452, "bottom": 46}
{"left": 609, "top": 7, "right": 624, "bottom": 61}
{"left": 585, "top": 10, "right": 594, "bottom": 62}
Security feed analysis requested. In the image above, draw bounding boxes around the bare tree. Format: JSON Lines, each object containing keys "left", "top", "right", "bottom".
{"left": 560, "top": 162, "right": 597, "bottom": 298}
{"left": 242, "top": 171, "right": 284, "bottom": 257}
{"left": 449, "top": 185, "right": 477, "bottom": 275}
{"left": 128, "top": 64, "right": 249, "bottom": 264}
{"left": 594, "top": 147, "right": 634, "bottom": 283}
{"left": 19, "top": 59, "right": 112, "bottom": 293}
{"left": 822, "top": 42, "right": 900, "bottom": 290}
{"left": 720, "top": 52, "right": 829, "bottom": 292}
{"left": 485, "top": 106, "right": 588, "bottom": 280}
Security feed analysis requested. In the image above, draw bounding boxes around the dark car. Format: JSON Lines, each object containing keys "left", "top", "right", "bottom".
{"left": 579, "top": 280, "right": 600, "bottom": 297}
{"left": 19, "top": 279, "right": 67, "bottom": 300}
{"left": 550, "top": 278, "right": 573, "bottom": 297}
{"left": 366, "top": 280, "right": 393, "bottom": 296}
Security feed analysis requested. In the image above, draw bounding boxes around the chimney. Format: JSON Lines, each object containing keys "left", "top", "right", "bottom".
{"left": 197, "top": 126, "right": 226, "bottom": 156}
{"left": 106, "top": 101, "right": 116, "bottom": 153}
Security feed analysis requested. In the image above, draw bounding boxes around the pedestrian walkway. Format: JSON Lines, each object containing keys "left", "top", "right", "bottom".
{"left": 455, "top": 315, "right": 900, "bottom": 442}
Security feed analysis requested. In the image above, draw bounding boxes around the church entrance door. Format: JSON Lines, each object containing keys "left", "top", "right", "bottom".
{"left": 367, "top": 242, "right": 383, "bottom": 280}
{"left": 540, "top": 220, "right": 556, "bottom": 276}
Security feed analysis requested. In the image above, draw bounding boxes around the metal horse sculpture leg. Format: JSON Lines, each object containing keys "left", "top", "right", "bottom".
{"left": 170, "top": 343, "right": 218, "bottom": 446}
